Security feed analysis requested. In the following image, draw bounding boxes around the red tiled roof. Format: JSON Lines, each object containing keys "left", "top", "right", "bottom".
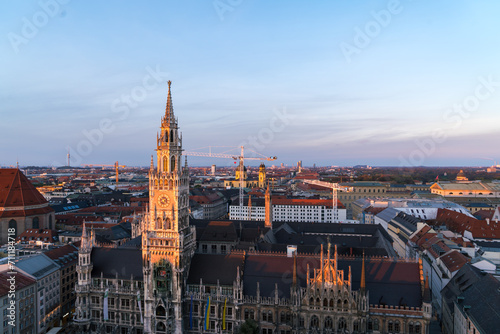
{"left": 56, "top": 214, "right": 104, "bottom": 225}
{"left": 420, "top": 236, "right": 451, "bottom": 259}
{"left": 294, "top": 173, "right": 319, "bottom": 180}
{"left": 410, "top": 225, "right": 434, "bottom": 243}
{"left": 0, "top": 270, "right": 36, "bottom": 297}
{"left": 190, "top": 193, "right": 222, "bottom": 205}
{"left": 436, "top": 209, "right": 500, "bottom": 240}
{"left": 364, "top": 206, "right": 386, "bottom": 215}
{"left": 272, "top": 198, "right": 345, "bottom": 209}
{"left": 44, "top": 244, "right": 78, "bottom": 267}
{"left": 0, "top": 168, "right": 53, "bottom": 218}
{"left": 474, "top": 209, "right": 495, "bottom": 220}
{"left": 16, "top": 229, "right": 58, "bottom": 243}
{"left": 439, "top": 250, "right": 468, "bottom": 273}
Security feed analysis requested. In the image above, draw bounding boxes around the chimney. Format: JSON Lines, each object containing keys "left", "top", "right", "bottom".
{"left": 486, "top": 218, "right": 490, "bottom": 225}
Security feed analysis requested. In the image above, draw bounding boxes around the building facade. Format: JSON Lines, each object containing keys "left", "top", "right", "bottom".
{"left": 0, "top": 265, "right": 37, "bottom": 334}
{"left": 229, "top": 197, "right": 347, "bottom": 223}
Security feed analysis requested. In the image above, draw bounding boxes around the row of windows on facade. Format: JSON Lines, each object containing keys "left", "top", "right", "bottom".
{"left": 201, "top": 244, "right": 228, "bottom": 254}
{"left": 7, "top": 216, "right": 54, "bottom": 237}
{"left": 91, "top": 297, "right": 142, "bottom": 309}
{"left": 92, "top": 279, "right": 143, "bottom": 288}
{"left": 443, "top": 191, "right": 496, "bottom": 196}
{"left": 188, "top": 286, "right": 233, "bottom": 295}
{"left": 2, "top": 315, "right": 33, "bottom": 330}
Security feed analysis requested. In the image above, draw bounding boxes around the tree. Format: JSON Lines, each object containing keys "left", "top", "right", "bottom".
{"left": 239, "top": 319, "right": 259, "bottom": 334}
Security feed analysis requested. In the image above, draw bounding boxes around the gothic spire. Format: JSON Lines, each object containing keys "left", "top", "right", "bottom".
{"left": 292, "top": 251, "right": 297, "bottom": 287}
{"left": 163, "top": 80, "right": 174, "bottom": 125}
{"left": 360, "top": 251, "right": 366, "bottom": 292}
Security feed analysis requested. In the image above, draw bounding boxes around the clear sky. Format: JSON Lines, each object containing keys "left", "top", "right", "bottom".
{"left": 1, "top": 0, "right": 500, "bottom": 168}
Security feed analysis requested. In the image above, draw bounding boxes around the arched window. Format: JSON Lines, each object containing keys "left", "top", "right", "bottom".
{"left": 409, "top": 322, "right": 414, "bottom": 333}
{"left": 373, "top": 319, "right": 380, "bottom": 331}
{"left": 323, "top": 298, "right": 328, "bottom": 307}
{"left": 415, "top": 322, "right": 421, "bottom": 334}
{"left": 388, "top": 320, "right": 394, "bottom": 332}
{"left": 267, "top": 310, "right": 273, "bottom": 322}
{"left": 310, "top": 315, "right": 319, "bottom": 329}
{"left": 329, "top": 299, "right": 334, "bottom": 307}
{"left": 170, "top": 130, "right": 174, "bottom": 143}
{"left": 32, "top": 217, "right": 39, "bottom": 229}
{"left": 163, "top": 156, "right": 168, "bottom": 172}
{"left": 309, "top": 297, "right": 314, "bottom": 305}
{"left": 244, "top": 309, "right": 249, "bottom": 320}
{"left": 156, "top": 305, "right": 166, "bottom": 317}
{"left": 156, "top": 321, "right": 166, "bottom": 332}
{"left": 8, "top": 220, "right": 17, "bottom": 238}
{"left": 325, "top": 316, "right": 333, "bottom": 329}
{"left": 280, "top": 311, "right": 285, "bottom": 323}
{"left": 337, "top": 299, "right": 342, "bottom": 310}
{"left": 395, "top": 320, "right": 401, "bottom": 333}
{"left": 338, "top": 317, "right": 347, "bottom": 330}
{"left": 170, "top": 156, "right": 176, "bottom": 172}
{"left": 343, "top": 299, "right": 348, "bottom": 311}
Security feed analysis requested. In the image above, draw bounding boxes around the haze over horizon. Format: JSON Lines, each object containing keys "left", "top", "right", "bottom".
{"left": 2, "top": 1, "right": 500, "bottom": 168}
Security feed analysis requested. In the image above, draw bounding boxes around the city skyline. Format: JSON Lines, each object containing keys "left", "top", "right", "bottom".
{"left": 2, "top": 1, "right": 500, "bottom": 167}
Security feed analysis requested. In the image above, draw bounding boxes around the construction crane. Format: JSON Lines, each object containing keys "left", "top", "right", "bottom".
{"left": 302, "top": 179, "right": 353, "bottom": 222}
{"left": 81, "top": 161, "right": 126, "bottom": 185}
{"left": 183, "top": 146, "right": 277, "bottom": 208}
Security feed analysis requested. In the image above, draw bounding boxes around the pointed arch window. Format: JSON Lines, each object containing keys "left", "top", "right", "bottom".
{"left": 170, "top": 130, "right": 174, "bottom": 143}
{"left": 325, "top": 316, "right": 333, "bottom": 329}
{"left": 171, "top": 156, "right": 176, "bottom": 172}
{"left": 310, "top": 315, "right": 319, "bottom": 329}
{"left": 163, "top": 156, "right": 168, "bottom": 173}
{"left": 156, "top": 305, "right": 166, "bottom": 317}
{"left": 338, "top": 317, "right": 347, "bottom": 331}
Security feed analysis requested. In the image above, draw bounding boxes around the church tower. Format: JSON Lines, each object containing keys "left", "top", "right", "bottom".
{"left": 74, "top": 223, "right": 94, "bottom": 330}
{"left": 258, "top": 163, "right": 266, "bottom": 188}
{"left": 142, "top": 81, "right": 196, "bottom": 334}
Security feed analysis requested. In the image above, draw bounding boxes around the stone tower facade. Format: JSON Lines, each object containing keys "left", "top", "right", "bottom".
{"left": 258, "top": 163, "right": 266, "bottom": 188}
{"left": 142, "top": 81, "right": 196, "bottom": 334}
{"left": 74, "top": 223, "right": 95, "bottom": 329}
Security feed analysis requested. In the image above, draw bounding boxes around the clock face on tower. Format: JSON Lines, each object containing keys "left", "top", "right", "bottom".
{"left": 157, "top": 195, "right": 170, "bottom": 208}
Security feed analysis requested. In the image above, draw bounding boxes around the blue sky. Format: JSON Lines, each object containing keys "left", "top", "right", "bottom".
{"left": 1, "top": 0, "right": 500, "bottom": 167}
